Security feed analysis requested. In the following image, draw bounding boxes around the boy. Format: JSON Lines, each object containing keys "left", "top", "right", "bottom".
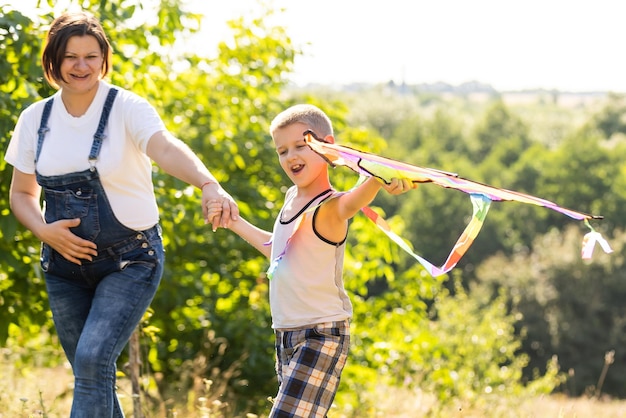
{"left": 207, "top": 104, "right": 412, "bottom": 417}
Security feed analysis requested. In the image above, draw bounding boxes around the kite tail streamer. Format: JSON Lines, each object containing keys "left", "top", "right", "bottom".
{"left": 581, "top": 219, "right": 613, "bottom": 259}
{"left": 361, "top": 194, "right": 491, "bottom": 277}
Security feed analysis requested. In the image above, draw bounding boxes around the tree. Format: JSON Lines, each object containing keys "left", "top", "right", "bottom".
{"left": 594, "top": 93, "right": 626, "bottom": 139}
{"left": 476, "top": 226, "right": 626, "bottom": 397}
{"left": 0, "top": 6, "right": 55, "bottom": 346}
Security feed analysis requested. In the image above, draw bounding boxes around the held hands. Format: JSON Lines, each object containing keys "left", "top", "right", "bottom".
{"left": 40, "top": 218, "right": 98, "bottom": 265}
{"left": 201, "top": 182, "right": 239, "bottom": 231}
{"left": 381, "top": 177, "right": 417, "bottom": 195}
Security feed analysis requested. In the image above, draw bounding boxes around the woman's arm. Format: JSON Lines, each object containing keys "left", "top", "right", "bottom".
{"left": 146, "top": 130, "right": 239, "bottom": 228}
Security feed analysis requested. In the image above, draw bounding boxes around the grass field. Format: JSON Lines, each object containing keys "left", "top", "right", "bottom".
{"left": 3, "top": 361, "right": 626, "bottom": 418}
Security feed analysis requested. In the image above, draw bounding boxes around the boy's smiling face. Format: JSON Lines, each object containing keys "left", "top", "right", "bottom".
{"left": 273, "top": 122, "right": 331, "bottom": 189}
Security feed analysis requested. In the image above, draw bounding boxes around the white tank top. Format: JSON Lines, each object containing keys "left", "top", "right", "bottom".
{"left": 269, "top": 187, "right": 352, "bottom": 329}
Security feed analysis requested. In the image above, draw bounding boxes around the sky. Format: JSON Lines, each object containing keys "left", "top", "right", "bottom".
{"left": 7, "top": 0, "right": 626, "bottom": 92}
{"left": 192, "top": 0, "right": 626, "bottom": 93}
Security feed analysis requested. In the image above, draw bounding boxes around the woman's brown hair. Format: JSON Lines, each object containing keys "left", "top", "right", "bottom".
{"left": 42, "top": 11, "right": 112, "bottom": 88}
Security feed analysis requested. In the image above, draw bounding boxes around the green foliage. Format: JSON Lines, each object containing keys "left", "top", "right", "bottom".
{"left": 338, "top": 273, "right": 563, "bottom": 416}
{"left": 476, "top": 226, "right": 626, "bottom": 397}
{"left": 593, "top": 93, "right": 626, "bottom": 138}
{"left": 469, "top": 100, "right": 533, "bottom": 168}
{"left": 0, "top": 5, "right": 55, "bottom": 347}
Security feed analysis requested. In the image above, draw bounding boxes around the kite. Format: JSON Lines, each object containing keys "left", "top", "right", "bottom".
{"left": 300, "top": 130, "right": 613, "bottom": 277}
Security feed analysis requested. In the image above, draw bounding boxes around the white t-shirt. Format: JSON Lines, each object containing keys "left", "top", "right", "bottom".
{"left": 5, "top": 81, "right": 166, "bottom": 230}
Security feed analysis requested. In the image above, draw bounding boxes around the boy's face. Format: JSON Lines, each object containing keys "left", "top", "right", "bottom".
{"left": 273, "top": 122, "right": 330, "bottom": 188}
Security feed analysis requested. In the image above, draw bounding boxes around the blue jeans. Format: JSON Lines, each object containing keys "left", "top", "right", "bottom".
{"left": 36, "top": 167, "right": 164, "bottom": 417}
{"left": 42, "top": 225, "right": 164, "bottom": 417}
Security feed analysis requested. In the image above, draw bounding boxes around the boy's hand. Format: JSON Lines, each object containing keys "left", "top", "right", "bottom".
{"left": 383, "top": 177, "right": 417, "bottom": 195}
{"left": 205, "top": 199, "right": 224, "bottom": 232}
{"left": 201, "top": 182, "right": 239, "bottom": 229}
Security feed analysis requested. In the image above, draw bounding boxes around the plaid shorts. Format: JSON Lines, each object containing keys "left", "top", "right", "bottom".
{"left": 270, "top": 320, "right": 350, "bottom": 417}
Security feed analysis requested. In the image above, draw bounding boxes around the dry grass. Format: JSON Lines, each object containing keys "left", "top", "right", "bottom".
{"left": 516, "top": 395, "right": 626, "bottom": 418}
{"left": 0, "top": 359, "right": 150, "bottom": 418}
{"left": 327, "top": 386, "right": 626, "bottom": 418}
{"left": 0, "top": 362, "right": 74, "bottom": 418}
{"left": 2, "top": 362, "right": 626, "bottom": 418}
{"left": 363, "top": 390, "right": 626, "bottom": 418}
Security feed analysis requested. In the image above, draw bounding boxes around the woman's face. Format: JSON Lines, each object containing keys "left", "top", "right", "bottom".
{"left": 59, "top": 35, "right": 103, "bottom": 93}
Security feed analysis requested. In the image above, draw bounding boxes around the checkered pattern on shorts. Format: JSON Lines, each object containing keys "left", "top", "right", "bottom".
{"left": 269, "top": 320, "right": 350, "bottom": 417}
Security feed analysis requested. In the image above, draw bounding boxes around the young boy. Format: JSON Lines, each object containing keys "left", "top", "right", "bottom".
{"left": 207, "top": 104, "right": 412, "bottom": 417}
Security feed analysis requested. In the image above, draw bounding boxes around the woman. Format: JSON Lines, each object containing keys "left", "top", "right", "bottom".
{"left": 4, "top": 11, "right": 238, "bottom": 417}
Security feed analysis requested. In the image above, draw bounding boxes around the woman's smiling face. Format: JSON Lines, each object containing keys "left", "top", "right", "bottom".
{"left": 59, "top": 35, "right": 104, "bottom": 92}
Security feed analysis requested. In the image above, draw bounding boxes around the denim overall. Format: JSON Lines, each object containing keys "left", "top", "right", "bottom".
{"left": 36, "top": 89, "right": 164, "bottom": 418}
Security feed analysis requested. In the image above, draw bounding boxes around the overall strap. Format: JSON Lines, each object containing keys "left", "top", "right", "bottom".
{"left": 266, "top": 188, "right": 334, "bottom": 280}
{"left": 88, "top": 88, "right": 119, "bottom": 170}
{"left": 35, "top": 98, "right": 54, "bottom": 164}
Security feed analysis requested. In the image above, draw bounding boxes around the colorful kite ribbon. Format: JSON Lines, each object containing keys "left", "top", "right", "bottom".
{"left": 302, "top": 130, "right": 613, "bottom": 277}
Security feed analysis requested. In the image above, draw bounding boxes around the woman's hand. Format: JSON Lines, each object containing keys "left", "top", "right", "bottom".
{"left": 9, "top": 168, "right": 97, "bottom": 265}
{"left": 201, "top": 182, "right": 239, "bottom": 231}
{"left": 39, "top": 218, "right": 98, "bottom": 265}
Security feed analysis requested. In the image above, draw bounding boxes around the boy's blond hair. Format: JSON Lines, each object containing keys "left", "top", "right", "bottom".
{"left": 269, "top": 104, "right": 333, "bottom": 138}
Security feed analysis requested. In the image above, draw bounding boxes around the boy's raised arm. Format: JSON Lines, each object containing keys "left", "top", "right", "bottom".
{"left": 334, "top": 177, "right": 415, "bottom": 222}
